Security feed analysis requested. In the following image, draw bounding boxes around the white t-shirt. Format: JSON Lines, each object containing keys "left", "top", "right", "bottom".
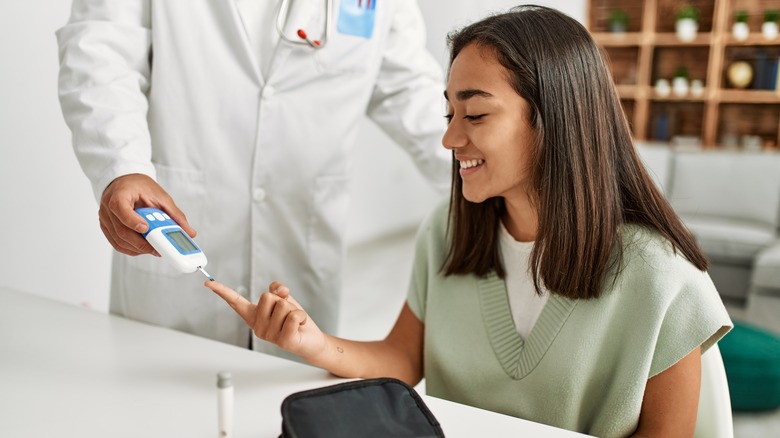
{"left": 499, "top": 222, "right": 549, "bottom": 339}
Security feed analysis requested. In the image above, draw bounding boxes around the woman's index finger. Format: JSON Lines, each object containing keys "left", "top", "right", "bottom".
{"left": 204, "top": 280, "right": 255, "bottom": 326}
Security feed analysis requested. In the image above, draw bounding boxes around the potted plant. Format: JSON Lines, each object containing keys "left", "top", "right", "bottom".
{"left": 763, "top": 9, "right": 779, "bottom": 40}
{"left": 608, "top": 9, "right": 629, "bottom": 33}
{"left": 733, "top": 10, "right": 750, "bottom": 41}
{"left": 676, "top": 4, "right": 700, "bottom": 42}
{"left": 672, "top": 66, "right": 689, "bottom": 97}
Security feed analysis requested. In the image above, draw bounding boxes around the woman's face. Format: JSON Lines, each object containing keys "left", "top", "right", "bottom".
{"left": 443, "top": 43, "right": 535, "bottom": 204}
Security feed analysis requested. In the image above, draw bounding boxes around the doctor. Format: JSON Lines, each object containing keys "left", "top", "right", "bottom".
{"left": 56, "top": 0, "right": 449, "bottom": 355}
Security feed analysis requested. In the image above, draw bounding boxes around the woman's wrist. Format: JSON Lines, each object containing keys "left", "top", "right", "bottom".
{"left": 305, "top": 335, "right": 354, "bottom": 377}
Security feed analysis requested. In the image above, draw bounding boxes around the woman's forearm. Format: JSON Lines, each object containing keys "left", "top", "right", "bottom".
{"left": 305, "top": 304, "right": 425, "bottom": 386}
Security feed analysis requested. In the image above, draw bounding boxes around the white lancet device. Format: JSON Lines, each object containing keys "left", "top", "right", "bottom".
{"left": 135, "top": 207, "right": 210, "bottom": 277}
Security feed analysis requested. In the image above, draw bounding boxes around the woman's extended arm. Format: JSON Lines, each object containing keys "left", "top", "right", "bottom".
{"left": 205, "top": 280, "right": 424, "bottom": 386}
{"left": 631, "top": 347, "right": 701, "bottom": 437}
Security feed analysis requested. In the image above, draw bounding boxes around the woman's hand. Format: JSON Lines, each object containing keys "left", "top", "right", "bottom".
{"left": 205, "top": 280, "right": 327, "bottom": 360}
{"left": 207, "top": 280, "right": 425, "bottom": 385}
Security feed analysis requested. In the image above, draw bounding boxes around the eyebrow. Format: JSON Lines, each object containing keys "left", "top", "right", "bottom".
{"left": 443, "top": 89, "right": 494, "bottom": 101}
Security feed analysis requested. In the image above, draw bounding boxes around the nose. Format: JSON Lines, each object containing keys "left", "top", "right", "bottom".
{"left": 442, "top": 118, "right": 467, "bottom": 151}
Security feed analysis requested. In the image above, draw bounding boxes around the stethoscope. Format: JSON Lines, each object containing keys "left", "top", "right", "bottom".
{"left": 276, "top": 0, "right": 333, "bottom": 49}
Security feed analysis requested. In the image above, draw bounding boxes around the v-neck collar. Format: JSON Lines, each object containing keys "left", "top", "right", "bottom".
{"left": 477, "top": 272, "right": 578, "bottom": 379}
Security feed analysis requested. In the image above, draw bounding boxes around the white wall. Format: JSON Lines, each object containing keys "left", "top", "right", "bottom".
{"left": 0, "top": 1, "right": 113, "bottom": 310}
{"left": 0, "top": 1, "right": 584, "bottom": 312}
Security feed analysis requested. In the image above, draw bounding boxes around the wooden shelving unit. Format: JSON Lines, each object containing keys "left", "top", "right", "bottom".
{"left": 589, "top": 0, "right": 780, "bottom": 150}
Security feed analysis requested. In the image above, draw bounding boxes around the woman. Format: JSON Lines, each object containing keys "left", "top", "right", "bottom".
{"left": 205, "top": 6, "right": 732, "bottom": 437}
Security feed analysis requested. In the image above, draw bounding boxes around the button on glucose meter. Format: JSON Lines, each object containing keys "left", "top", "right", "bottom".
{"left": 135, "top": 207, "right": 212, "bottom": 280}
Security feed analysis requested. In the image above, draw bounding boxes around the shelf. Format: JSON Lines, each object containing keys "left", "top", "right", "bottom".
{"left": 631, "top": 89, "right": 780, "bottom": 104}
{"left": 617, "top": 85, "right": 711, "bottom": 101}
{"left": 592, "top": 32, "right": 643, "bottom": 46}
{"left": 653, "top": 32, "right": 713, "bottom": 46}
{"left": 719, "top": 89, "right": 780, "bottom": 103}
{"left": 725, "top": 34, "right": 780, "bottom": 46}
{"left": 615, "top": 84, "right": 639, "bottom": 99}
{"left": 595, "top": 32, "right": 716, "bottom": 47}
{"left": 589, "top": 0, "right": 780, "bottom": 149}
{"left": 595, "top": 32, "right": 723, "bottom": 47}
{"left": 651, "top": 93, "right": 707, "bottom": 102}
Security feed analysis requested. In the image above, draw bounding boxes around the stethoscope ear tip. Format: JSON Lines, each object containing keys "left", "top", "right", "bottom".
{"left": 278, "top": 0, "right": 331, "bottom": 49}
{"left": 296, "top": 29, "right": 323, "bottom": 49}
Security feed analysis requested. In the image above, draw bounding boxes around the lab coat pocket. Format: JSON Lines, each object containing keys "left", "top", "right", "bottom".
{"left": 308, "top": 175, "right": 350, "bottom": 280}
{"left": 125, "top": 164, "right": 207, "bottom": 277}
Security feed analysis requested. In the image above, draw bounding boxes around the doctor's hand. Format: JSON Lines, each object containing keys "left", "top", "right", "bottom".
{"left": 205, "top": 280, "right": 327, "bottom": 359}
{"left": 99, "top": 173, "right": 196, "bottom": 256}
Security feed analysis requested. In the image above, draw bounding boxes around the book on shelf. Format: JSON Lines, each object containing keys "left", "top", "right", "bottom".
{"left": 775, "top": 57, "right": 780, "bottom": 92}
{"left": 753, "top": 51, "right": 780, "bottom": 90}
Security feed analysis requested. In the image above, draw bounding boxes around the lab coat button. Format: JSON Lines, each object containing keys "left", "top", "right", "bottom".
{"left": 262, "top": 85, "right": 276, "bottom": 99}
{"left": 253, "top": 188, "right": 266, "bottom": 202}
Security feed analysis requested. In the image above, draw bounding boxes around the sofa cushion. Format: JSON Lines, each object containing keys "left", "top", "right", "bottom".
{"left": 753, "top": 242, "right": 780, "bottom": 290}
{"left": 680, "top": 215, "right": 776, "bottom": 263}
{"left": 669, "top": 152, "right": 780, "bottom": 229}
{"left": 635, "top": 142, "right": 673, "bottom": 195}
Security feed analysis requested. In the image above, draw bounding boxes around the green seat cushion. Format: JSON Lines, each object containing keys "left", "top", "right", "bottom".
{"left": 719, "top": 321, "right": 780, "bottom": 411}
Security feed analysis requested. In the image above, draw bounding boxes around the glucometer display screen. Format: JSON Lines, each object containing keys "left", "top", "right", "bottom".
{"left": 166, "top": 230, "right": 198, "bottom": 253}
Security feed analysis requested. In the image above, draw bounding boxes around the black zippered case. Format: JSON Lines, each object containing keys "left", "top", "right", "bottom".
{"left": 280, "top": 377, "right": 445, "bottom": 437}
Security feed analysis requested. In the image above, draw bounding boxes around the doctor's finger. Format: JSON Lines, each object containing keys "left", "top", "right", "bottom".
{"left": 161, "top": 203, "right": 197, "bottom": 238}
{"left": 205, "top": 280, "right": 256, "bottom": 326}
{"left": 104, "top": 191, "right": 150, "bottom": 235}
{"left": 99, "top": 220, "right": 142, "bottom": 256}
{"left": 104, "top": 207, "right": 156, "bottom": 255}
{"left": 99, "top": 206, "right": 151, "bottom": 255}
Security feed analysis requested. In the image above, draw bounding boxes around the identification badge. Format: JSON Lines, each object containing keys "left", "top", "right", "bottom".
{"left": 336, "top": 0, "right": 376, "bottom": 39}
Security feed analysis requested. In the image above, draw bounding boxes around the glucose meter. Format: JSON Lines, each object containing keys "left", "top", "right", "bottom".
{"left": 135, "top": 207, "right": 212, "bottom": 279}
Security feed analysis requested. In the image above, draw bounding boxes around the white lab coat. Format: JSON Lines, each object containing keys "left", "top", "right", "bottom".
{"left": 57, "top": 0, "right": 449, "bottom": 351}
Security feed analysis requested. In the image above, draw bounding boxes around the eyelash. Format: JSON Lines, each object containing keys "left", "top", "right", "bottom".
{"left": 444, "top": 114, "right": 486, "bottom": 123}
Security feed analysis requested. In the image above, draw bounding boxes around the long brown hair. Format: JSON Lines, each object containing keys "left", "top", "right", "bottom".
{"left": 442, "top": 5, "right": 707, "bottom": 299}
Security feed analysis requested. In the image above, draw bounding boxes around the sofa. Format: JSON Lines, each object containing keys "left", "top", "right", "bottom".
{"left": 635, "top": 143, "right": 780, "bottom": 333}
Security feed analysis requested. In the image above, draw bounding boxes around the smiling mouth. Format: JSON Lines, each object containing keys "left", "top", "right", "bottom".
{"left": 459, "top": 159, "right": 484, "bottom": 169}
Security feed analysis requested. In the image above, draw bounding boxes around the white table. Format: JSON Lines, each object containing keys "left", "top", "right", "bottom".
{"left": 0, "top": 288, "right": 588, "bottom": 437}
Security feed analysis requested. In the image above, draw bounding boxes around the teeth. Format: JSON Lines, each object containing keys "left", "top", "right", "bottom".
{"left": 459, "top": 159, "right": 484, "bottom": 169}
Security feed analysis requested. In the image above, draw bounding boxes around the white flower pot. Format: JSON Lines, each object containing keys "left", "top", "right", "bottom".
{"left": 732, "top": 22, "right": 750, "bottom": 41}
{"left": 672, "top": 77, "right": 689, "bottom": 97}
{"left": 762, "top": 21, "right": 778, "bottom": 40}
{"left": 690, "top": 79, "right": 704, "bottom": 97}
{"left": 676, "top": 18, "right": 698, "bottom": 42}
{"left": 655, "top": 79, "right": 671, "bottom": 97}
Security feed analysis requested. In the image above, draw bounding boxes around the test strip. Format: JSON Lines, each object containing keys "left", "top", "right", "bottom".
{"left": 198, "top": 266, "right": 214, "bottom": 281}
